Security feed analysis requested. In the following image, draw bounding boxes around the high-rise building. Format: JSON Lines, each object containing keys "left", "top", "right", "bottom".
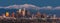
{"left": 43, "top": 13, "right": 47, "bottom": 18}
{"left": 27, "top": 11, "right": 30, "bottom": 15}
{"left": 19, "top": 9, "right": 22, "bottom": 13}
{"left": 22, "top": 8, "right": 25, "bottom": 16}
{"left": 36, "top": 11, "right": 41, "bottom": 18}
{"left": 16, "top": 8, "right": 26, "bottom": 18}
{"left": 2, "top": 14, "right": 6, "bottom": 17}
{"left": 16, "top": 9, "right": 22, "bottom": 18}
{"left": 12, "top": 12, "right": 15, "bottom": 17}
{"left": 26, "top": 11, "right": 31, "bottom": 17}
{"left": 32, "top": 14, "right": 35, "bottom": 18}
{"left": 53, "top": 14, "right": 56, "bottom": 19}
{"left": 5, "top": 12, "right": 9, "bottom": 17}
{"left": 16, "top": 9, "right": 22, "bottom": 14}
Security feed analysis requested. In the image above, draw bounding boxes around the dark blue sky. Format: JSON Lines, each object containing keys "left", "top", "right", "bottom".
{"left": 0, "top": 0, "right": 60, "bottom": 7}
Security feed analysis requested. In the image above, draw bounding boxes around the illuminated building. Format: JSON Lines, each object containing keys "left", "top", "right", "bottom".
{"left": 19, "top": 9, "right": 22, "bottom": 13}
{"left": 15, "top": 9, "right": 22, "bottom": 18}
{"left": 26, "top": 11, "right": 31, "bottom": 18}
{"left": 2, "top": 14, "right": 6, "bottom": 17}
{"left": 12, "top": 12, "right": 15, "bottom": 17}
{"left": 21, "top": 8, "right": 31, "bottom": 17}
{"left": 43, "top": 13, "right": 47, "bottom": 18}
{"left": 27, "top": 11, "right": 30, "bottom": 15}
{"left": 21, "top": 8, "right": 25, "bottom": 16}
{"left": 16, "top": 8, "right": 26, "bottom": 18}
{"left": 0, "top": 16, "right": 3, "bottom": 19}
{"left": 5, "top": 12, "right": 9, "bottom": 17}
{"left": 22, "top": 8, "right": 25, "bottom": 16}
{"left": 32, "top": 14, "right": 35, "bottom": 18}
{"left": 53, "top": 14, "right": 56, "bottom": 19}
{"left": 16, "top": 9, "right": 22, "bottom": 14}
{"left": 36, "top": 11, "right": 41, "bottom": 16}
{"left": 36, "top": 11, "right": 41, "bottom": 18}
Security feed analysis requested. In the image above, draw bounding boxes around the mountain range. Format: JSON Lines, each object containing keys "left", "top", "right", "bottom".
{"left": 0, "top": 4, "right": 60, "bottom": 17}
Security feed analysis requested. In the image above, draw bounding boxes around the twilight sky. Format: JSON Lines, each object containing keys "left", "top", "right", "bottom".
{"left": 0, "top": 0, "right": 60, "bottom": 7}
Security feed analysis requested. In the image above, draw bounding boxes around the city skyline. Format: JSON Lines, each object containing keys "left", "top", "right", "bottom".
{"left": 0, "top": 0, "right": 60, "bottom": 23}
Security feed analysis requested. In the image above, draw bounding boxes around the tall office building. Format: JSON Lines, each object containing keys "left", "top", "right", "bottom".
{"left": 32, "top": 14, "right": 35, "bottom": 18}
{"left": 43, "top": 13, "right": 47, "bottom": 18}
{"left": 2, "top": 14, "right": 6, "bottom": 17}
{"left": 19, "top": 9, "right": 22, "bottom": 13}
{"left": 16, "top": 8, "right": 26, "bottom": 18}
{"left": 53, "top": 14, "right": 56, "bottom": 19}
{"left": 12, "top": 12, "right": 15, "bottom": 17}
{"left": 36, "top": 11, "right": 41, "bottom": 18}
{"left": 27, "top": 11, "right": 30, "bottom": 15}
{"left": 26, "top": 11, "right": 31, "bottom": 18}
{"left": 16, "top": 9, "right": 22, "bottom": 18}
{"left": 22, "top": 8, "right": 25, "bottom": 16}
{"left": 5, "top": 12, "right": 9, "bottom": 17}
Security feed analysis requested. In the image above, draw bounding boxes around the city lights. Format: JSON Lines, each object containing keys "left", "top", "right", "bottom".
{"left": 0, "top": 8, "right": 58, "bottom": 23}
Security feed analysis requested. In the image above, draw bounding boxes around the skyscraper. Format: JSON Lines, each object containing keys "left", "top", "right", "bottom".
{"left": 19, "top": 9, "right": 22, "bottom": 13}
{"left": 36, "top": 11, "right": 41, "bottom": 18}
{"left": 12, "top": 12, "right": 15, "bottom": 17}
{"left": 5, "top": 12, "right": 9, "bottom": 17}
{"left": 22, "top": 8, "right": 25, "bottom": 16}
{"left": 24, "top": 10, "right": 32, "bottom": 18}
{"left": 2, "top": 14, "right": 6, "bottom": 17}
{"left": 43, "top": 13, "right": 47, "bottom": 18}
{"left": 16, "top": 9, "right": 22, "bottom": 18}
{"left": 27, "top": 11, "right": 30, "bottom": 15}
{"left": 53, "top": 14, "right": 56, "bottom": 19}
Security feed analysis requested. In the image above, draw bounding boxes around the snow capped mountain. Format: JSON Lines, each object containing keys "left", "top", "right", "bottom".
{"left": 3, "top": 4, "right": 41, "bottom": 10}
{"left": 0, "top": 4, "right": 60, "bottom": 10}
